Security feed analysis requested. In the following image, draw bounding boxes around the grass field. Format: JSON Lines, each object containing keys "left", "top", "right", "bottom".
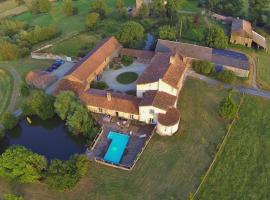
{"left": 0, "top": 79, "right": 231, "bottom": 200}
{"left": 256, "top": 53, "right": 270, "bottom": 90}
{"left": 198, "top": 95, "right": 270, "bottom": 200}
{"left": 0, "top": 68, "right": 13, "bottom": 115}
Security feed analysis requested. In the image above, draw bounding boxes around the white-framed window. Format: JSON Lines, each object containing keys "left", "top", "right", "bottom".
{"left": 130, "top": 114, "right": 134, "bottom": 119}
{"left": 98, "top": 108, "right": 103, "bottom": 112}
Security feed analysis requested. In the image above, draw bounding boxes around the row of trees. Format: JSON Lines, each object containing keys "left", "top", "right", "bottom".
{"left": 0, "top": 145, "right": 89, "bottom": 190}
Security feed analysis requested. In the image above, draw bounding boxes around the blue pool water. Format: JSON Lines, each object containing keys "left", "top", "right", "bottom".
{"left": 104, "top": 131, "right": 130, "bottom": 164}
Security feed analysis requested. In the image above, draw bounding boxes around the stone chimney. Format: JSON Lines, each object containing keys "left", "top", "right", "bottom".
{"left": 107, "top": 92, "right": 112, "bottom": 101}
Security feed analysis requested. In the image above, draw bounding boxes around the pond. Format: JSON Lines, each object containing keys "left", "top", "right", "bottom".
{"left": 0, "top": 116, "right": 87, "bottom": 160}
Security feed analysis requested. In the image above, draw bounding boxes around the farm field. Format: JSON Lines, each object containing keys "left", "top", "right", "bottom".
{"left": 198, "top": 95, "right": 270, "bottom": 200}
{"left": 0, "top": 79, "right": 231, "bottom": 200}
{"left": 0, "top": 68, "right": 13, "bottom": 115}
{"left": 256, "top": 53, "right": 270, "bottom": 90}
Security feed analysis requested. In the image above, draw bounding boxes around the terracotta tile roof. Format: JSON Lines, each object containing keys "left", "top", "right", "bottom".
{"left": 155, "top": 39, "right": 250, "bottom": 70}
{"left": 80, "top": 89, "right": 141, "bottom": 115}
{"left": 53, "top": 79, "right": 85, "bottom": 96}
{"left": 26, "top": 70, "right": 57, "bottom": 89}
{"left": 140, "top": 90, "right": 177, "bottom": 111}
{"left": 158, "top": 107, "right": 180, "bottom": 126}
{"left": 231, "top": 19, "right": 252, "bottom": 38}
{"left": 66, "top": 36, "right": 121, "bottom": 83}
{"left": 120, "top": 48, "right": 155, "bottom": 59}
{"left": 137, "top": 52, "right": 186, "bottom": 88}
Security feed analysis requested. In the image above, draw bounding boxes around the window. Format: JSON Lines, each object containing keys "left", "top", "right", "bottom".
{"left": 130, "top": 114, "right": 134, "bottom": 119}
{"left": 98, "top": 108, "right": 103, "bottom": 112}
{"left": 149, "top": 118, "right": 154, "bottom": 123}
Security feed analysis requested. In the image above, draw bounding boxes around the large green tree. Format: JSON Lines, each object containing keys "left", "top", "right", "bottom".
{"left": 63, "top": 0, "right": 75, "bottom": 16}
{"left": 0, "top": 112, "right": 18, "bottom": 130}
{"left": 0, "top": 146, "right": 47, "bottom": 183}
{"left": 249, "top": 0, "right": 270, "bottom": 24}
{"left": 159, "top": 25, "right": 177, "bottom": 40}
{"left": 137, "top": 3, "right": 149, "bottom": 18}
{"left": 204, "top": 26, "right": 228, "bottom": 49}
{"left": 0, "top": 42, "right": 20, "bottom": 61}
{"left": 118, "top": 21, "right": 145, "bottom": 48}
{"left": 219, "top": 92, "right": 237, "bottom": 120}
{"left": 91, "top": 0, "right": 108, "bottom": 18}
{"left": 30, "top": 0, "right": 52, "bottom": 14}
{"left": 85, "top": 12, "right": 100, "bottom": 30}
{"left": 54, "top": 91, "right": 76, "bottom": 120}
{"left": 151, "top": 0, "right": 166, "bottom": 17}
{"left": 205, "top": 0, "right": 244, "bottom": 17}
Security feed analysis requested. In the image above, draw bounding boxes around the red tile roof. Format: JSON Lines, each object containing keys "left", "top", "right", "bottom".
{"left": 26, "top": 70, "right": 57, "bottom": 89}
{"left": 140, "top": 90, "right": 177, "bottom": 111}
{"left": 158, "top": 107, "right": 180, "bottom": 126}
{"left": 120, "top": 48, "right": 155, "bottom": 59}
{"left": 53, "top": 79, "right": 85, "bottom": 96}
{"left": 80, "top": 89, "right": 141, "bottom": 115}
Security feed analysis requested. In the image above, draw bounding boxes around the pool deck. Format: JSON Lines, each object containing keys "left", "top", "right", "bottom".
{"left": 87, "top": 114, "right": 155, "bottom": 170}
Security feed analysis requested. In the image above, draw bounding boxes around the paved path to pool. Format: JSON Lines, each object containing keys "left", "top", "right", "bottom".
{"left": 101, "top": 61, "right": 148, "bottom": 92}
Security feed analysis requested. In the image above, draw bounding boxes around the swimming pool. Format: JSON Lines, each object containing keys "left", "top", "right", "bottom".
{"left": 104, "top": 131, "right": 130, "bottom": 164}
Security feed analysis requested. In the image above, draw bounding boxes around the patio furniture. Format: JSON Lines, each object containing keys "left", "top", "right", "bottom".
{"left": 139, "top": 134, "right": 147, "bottom": 138}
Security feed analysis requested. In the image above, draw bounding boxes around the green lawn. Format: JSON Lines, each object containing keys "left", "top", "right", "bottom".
{"left": 116, "top": 72, "right": 138, "bottom": 84}
{"left": 0, "top": 68, "right": 13, "bottom": 115}
{"left": 198, "top": 95, "right": 270, "bottom": 200}
{"left": 256, "top": 53, "right": 270, "bottom": 90}
{"left": 0, "top": 79, "right": 231, "bottom": 200}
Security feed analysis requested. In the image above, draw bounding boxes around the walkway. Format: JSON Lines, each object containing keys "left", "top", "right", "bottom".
{"left": 186, "top": 69, "right": 270, "bottom": 100}
{"left": 101, "top": 61, "right": 147, "bottom": 92}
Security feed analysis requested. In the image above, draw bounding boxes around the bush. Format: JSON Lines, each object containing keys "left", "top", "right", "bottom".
{"left": 0, "top": 128, "right": 5, "bottom": 140}
{"left": 0, "top": 42, "right": 20, "bottom": 61}
{"left": 63, "top": 0, "right": 75, "bottom": 16}
{"left": 159, "top": 25, "right": 177, "bottom": 41}
{"left": 30, "top": 0, "right": 52, "bottom": 14}
{"left": 46, "top": 155, "right": 89, "bottom": 191}
{"left": 0, "top": 112, "right": 18, "bottom": 130}
{"left": 204, "top": 25, "right": 228, "bottom": 49}
{"left": 219, "top": 92, "right": 237, "bottom": 120}
{"left": 192, "top": 60, "right": 214, "bottom": 75}
{"left": 121, "top": 55, "right": 133, "bottom": 66}
{"left": 217, "top": 70, "right": 235, "bottom": 83}
{"left": 20, "top": 81, "right": 30, "bottom": 96}
{"left": 91, "top": 0, "right": 108, "bottom": 18}
{"left": 85, "top": 12, "right": 99, "bottom": 30}
{"left": 3, "top": 194, "right": 24, "bottom": 200}
{"left": 90, "top": 81, "right": 108, "bottom": 90}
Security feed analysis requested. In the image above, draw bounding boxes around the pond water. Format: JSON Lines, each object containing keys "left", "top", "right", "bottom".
{"left": 0, "top": 116, "right": 87, "bottom": 160}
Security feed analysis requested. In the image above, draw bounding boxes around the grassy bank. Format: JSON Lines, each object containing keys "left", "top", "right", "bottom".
{"left": 256, "top": 53, "right": 270, "bottom": 90}
{"left": 198, "top": 95, "right": 270, "bottom": 199}
{"left": 0, "top": 79, "right": 230, "bottom": 200}
{"left": 0, "top": 68, "right": 13, "bottom": 115}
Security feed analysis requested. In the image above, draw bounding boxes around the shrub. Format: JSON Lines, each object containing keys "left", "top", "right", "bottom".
{"left": 159, "top": 25, "right": 177, "bottom": 41}
{"left": 217, "top": 70, "right": 235, "bottom": 83}
{"left": 204, "top": 25, "right": 228, "bottom": 49}
{"left": 0, "top": 112, "right": 18, "bottom": 130}
{"left": 63, "top": 0, "right": 75, "bottom": 16}
{"left": 121, "top": 55, "right": 133, "bottom": 66}
{"left": 20, "top": 81, "right": 30, "bottom": 96}
{"left": 0, "top": 42, "right": 20, "bottom": 61}
{"left": 85, "top": 12, "right": 99, "bottom": 30}
{"left": 91, "top": 81, "right": 108, "bottom": 90}
{"left": 0, "top": 128, "right": 5, "bottom": 140}
{"left": 3, "top": 194, "right": 24, "bottom": 200}
{"left": 192, "top": 60, "right": 214, "bottom": 75}
{"left": 91, "top": 0, "right": 108, "bottom": 18}
{"left": 219, "top": 92, "right": 237, "bottom": 120}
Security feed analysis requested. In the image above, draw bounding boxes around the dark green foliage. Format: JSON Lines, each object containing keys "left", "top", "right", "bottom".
{"left": 116, "top": 0, "right": 124, "bottom": 11}
{"left": 20, "top": 81, "right": 30, "bottom": 96}
{"left": 192, "top": 60, "right": 214, "bottom": 75}
{"left": 204, "top": 26, "right": 228, "bottom": 49}
{"left": 22, "top": 91, "right": 54, "bottom": 120}
{"left": 0, "top": 146, "right": 47, "bottom": 183}
{"left": 166, "top": 0, "right": 185, "bottom": 20}
{"left": 66, "top": 103, "right": 98, "bottom": 139}
{"left": 137, "top": 3, "right": 149, "bottom": 18}
{"left": 91, "top": 0, "right": 108, "bottom": 18}
{"left": 30, "top": 0, "right": 52, "bottom": 14}
{"left": 3, "top": 194, "right": 24, "bottom": 200}
{"left": 0, "top": 128, "right": 5, "bottom": 140}
{"left": 121, "top": 55, "right": 133, "bottom": 66}
{"left": 0, "top": 19, "right": 26, "bottom": 37}
{"left": 249, "top": 0, "right": 270, "bottom": 25}
{"left": 19, "top": 26, "right": 60, "bottom": 46}
{"left": 85, "top": 12, "right": 99, "bottom": 30}
{"left": 54, "top": 91, "right": 77, "bottom": 120}
{"left": 118, "top": 21, "right": 144, "bottom": 48}
{"left": 205, "top": 0, "right": 244, "bottom": 17}
{"left": 0, "top": 112, "right": 18, "bottom": 130}
{"left": 217, "top": 70, "right": 235, "bottom": 84}
{"left": 116, "top": 72, "right": 138, "bottom": 84}
{"left": 159, "top": 25, "right": 177, "bottom": 40}
{"left": 219, "top": 92, "right": 237, "bottom": 120}
{"left": 151, "top": 0, "right": 166, "bottom": 17}
{"left": 90, "top": 81, "right": 109, "bottom": 90}
{"left": 46, "top": 155, "right": 89, "bottom": 191}
{"left": 63, "top": 0, "right": 76, "bottom": 16}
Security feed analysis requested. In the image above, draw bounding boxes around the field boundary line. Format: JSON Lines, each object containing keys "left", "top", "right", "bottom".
{"left": 192, "top": 93, "right": 245, "bottom": 199}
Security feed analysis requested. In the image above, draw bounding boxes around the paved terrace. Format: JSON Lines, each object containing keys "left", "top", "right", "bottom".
{"left": 87, "top": 114, "right": 155, "bottom": 170}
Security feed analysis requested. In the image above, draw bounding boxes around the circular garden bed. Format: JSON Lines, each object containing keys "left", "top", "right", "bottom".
{"left": 116, "top": 72, "right": 138, "bottom": 84}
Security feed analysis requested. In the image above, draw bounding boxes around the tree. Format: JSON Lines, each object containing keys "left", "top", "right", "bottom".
{"left": 118, "top": 21, "right": 145, "bottom": 48}
{"left": 137, "top": 3, "right": 149, "bottom": 18}
{"left": 217, "top": 70, "right": 235, "bottom": 83}
{"left": 4, "top": 194, "right": 24, "bottom": 200}
{"left": 116, "top": 0, "right": 124, "bottom": 11}
{"left": 219, "top": 92, "right": 237, "bottom": 119}
{"left": 22, "top": 91, "right": 54, "bottom": 120}
{"left": 54, "top": 91, "right": 76, "bottom": 120}
{"left": 152, "top": 0, "right": 166, "bottom": 17}
{"left": 66, "top": 103, "right": 98, "bottom": 138}
{"left": 192, "top": 60, "right": 214, "bottom": 75}
{"left": 0, "top": 112, "right": 18, "bottom": 130}
{"left": 30, "top": 0, "right": 52, "bottom": 14}
{"left": 249, "top": 0, "right": 270, "bottom": 25}
{"left": 20, "top": 81, "right": 30, "bottom": 96}
{"left": 204, "top": 26, "right": 228, "bottom": 49}
{"left": 0, "top": 42, "right": 20, "bottom": 61}
{"left": 166, "top": 0, "right": 185, "bottom": 20}
{"left": 159, "top": 25, "right": 177, "bottom": 40}
{"left": 63, "top": 0, "right": 74, "bottom": 16}
{"left": 91, "top": 0, "right": 108, "bottom": 18}
{"left": 0, "top": 146, "right": 47, "bottom": 183}
{"left": 85, "top": 12, "right": 99, "bottom": 30}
